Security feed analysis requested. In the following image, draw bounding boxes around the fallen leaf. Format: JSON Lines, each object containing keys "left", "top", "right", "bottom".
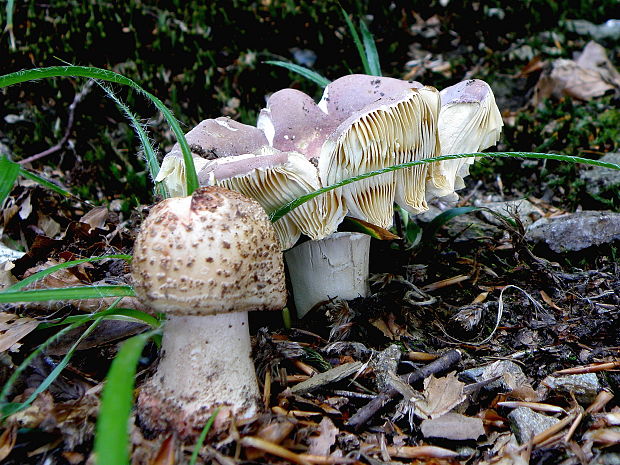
{"left": 308, "top": 417, "right": 339, "bottom": 456}
{"left": 0, "top": 423, "right": 17, "bottom": 462}
{"left": 0, "top": 314, "right": 39, "bottom": 353}
{"left": 533, "top": 41, "right": 619, "bottom": 104}
{"left": 415, "top": 372, "right": 466, "bottom": 419}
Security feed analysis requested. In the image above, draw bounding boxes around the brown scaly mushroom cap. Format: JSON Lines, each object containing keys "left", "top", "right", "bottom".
{"left": 132, "top": 186, "right": 285, "bottom": 438}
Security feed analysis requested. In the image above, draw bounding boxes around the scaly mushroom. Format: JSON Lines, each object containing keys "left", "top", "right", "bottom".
{"left": 131, "top": 186, "right": 286, "bottom": 438}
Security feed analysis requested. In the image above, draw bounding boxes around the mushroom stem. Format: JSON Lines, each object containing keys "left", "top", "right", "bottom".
{"left": 138, "top": 312, "right": 260, "bottom": 434}
{"left": 284, "top": 232, "right": 371, "bottom": 318}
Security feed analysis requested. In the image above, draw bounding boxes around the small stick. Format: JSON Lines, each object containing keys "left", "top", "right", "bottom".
{"left": 346, "top": 349, "right": 462, "bottom": 430}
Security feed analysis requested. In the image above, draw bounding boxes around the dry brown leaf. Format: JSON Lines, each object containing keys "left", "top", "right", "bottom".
{"left": 533, "top": 41, "right": 619, "bottom": 105}
{"left": 415, "top": 372, "right": 466, "bottom": 419}
{"left": 0, "top": 314, "right": 38, "bottom": 353}
{"left": 307, "top": 417, "right": 339, "bottom": 456}
{"left": 79, "top": 206, "right": 109, "bottom": 232}
{"left": 576, "top": 41, "right": 620, "bottom": 87}
{"left": 540, "top": 290, "right": 561, "bottom": 310}
{"left": 257, "top": 419, "right": 295, "bottom": 445}
{"left": 0, "top": 423, "right": 17, "bottom": 462}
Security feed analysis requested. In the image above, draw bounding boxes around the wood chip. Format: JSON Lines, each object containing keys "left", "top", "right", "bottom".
{"left": 385, "top": 445, "right": 458, "bottom": 458}
{"left": 291, "top": 362, "right": 363, "bottom": 395}
{"left": 241, "top": 436, "right": 311, "bottom": 465}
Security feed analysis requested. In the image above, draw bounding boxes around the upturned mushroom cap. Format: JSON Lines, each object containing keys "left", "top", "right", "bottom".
{"left": 426, "top": 79, "right": 503, "bottom": 199}
{"left": 155, "top": 118, "right": 269, "bottom": 197}
{"left": 257, "top": 88, "right": 334, "bottom": 161}
{"left": 317, "top": 75, "right": 441, "bottom": 224}
{"left": 202, "top": 149, "right": 346, "bottom": 250}
{"left": 131, "top": 186, "right": 286, "bottom": 315}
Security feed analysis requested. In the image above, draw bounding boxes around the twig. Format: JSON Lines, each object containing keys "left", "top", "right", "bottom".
{"left": 346, "top": 349, "right": 462, "bottom": 430}
{"left": 18, "top": 81, "right": 93, "bottom": 165}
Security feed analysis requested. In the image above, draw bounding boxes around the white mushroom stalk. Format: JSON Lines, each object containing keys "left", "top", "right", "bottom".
{"left": 426, "top": 79, "right": 504, "bottom": 199}
{"left": 131, "top": 186, "right": 286, "bottom": 437}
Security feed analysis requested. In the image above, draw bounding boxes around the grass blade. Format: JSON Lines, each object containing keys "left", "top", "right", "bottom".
{"left": 359, "top": 19, "right": 381, "bottom": 76}
{"left": 0, "top": 303, "right": 133, "bottom": 416}
{"left": 37, "top": 308, "right": 160, "bottom": 330}
{"left": 4, "top": 0, "right": 16, "bottom": 50}
{"left": 422, "top": 206, "right": 480, "bottom": 242}
{"left": 340, "top": 8, "right": 370, "bottom": 74}
{"left": 269, "top": 152, "right": 620, "bottom": 223}
{"left": 96, "top": 82, "right": 167, "bottom": 198}
{"left": 0, "top": 285, "right": 135, "bottom": 303}
{"left": 18, "top": 167, "right": 75, "bottom": 199}
{"left": 0, "top": 66, "right": 198, "bottom": 195}
{"left": 0, "top": 156, "right": 20, "bottom": 206}
{"left": 4, "top": 254, "right": 132, "bottom": 292}
{"left": 2, "top": 315, "right": 106, "bottom": 416}
{"left": 189, "top": 408, "right": 220, "bottom": 465}
{"left": 265, "top": 61, "right": 330, "bottom": 88}
{"left": 94, "top": 329, "right": 161, "bottom": 465}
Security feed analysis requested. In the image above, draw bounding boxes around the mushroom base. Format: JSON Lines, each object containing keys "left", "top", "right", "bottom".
{"left": 285, "top": 232, "right": 371, "bottom": 318}
{"left": 137, "top": 312, "right": 261, "bottom": 439}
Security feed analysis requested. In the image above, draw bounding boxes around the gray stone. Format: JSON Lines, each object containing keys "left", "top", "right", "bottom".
{"left": 460, "top": 360, "right": 530, "bottom": 393}
{"left": 476, "top": 199, "right": 544, "bottom": 227}
{"left": 580, "top": 153, "right": 620, "bottom": 196}
{"left": 508, "top": 407, "right": 560, "bottom": 444}
{"left": 525, "top": 211, "right": 620, "bottom": 252}
{"left": 421, "top": 412, "right": 485, "bottom": 441}
{"left": 540, "top": 373, "right": 601, "bottom": 404}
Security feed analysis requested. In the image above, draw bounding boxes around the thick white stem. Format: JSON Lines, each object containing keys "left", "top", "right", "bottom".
{"left": 153, "top": 312, "right": 260, "bottom": 421}
{"left": 285, "top": 232, "right": 371, "bottom": 318}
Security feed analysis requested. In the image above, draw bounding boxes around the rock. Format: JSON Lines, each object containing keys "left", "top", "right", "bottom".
{"left": 508, "top": 407, "right": 560, "bottom": 444}
{"left": 421, "top": 412, "right": 485, "bottom": 441}
{"left": 475, "top": 199, "right": 544, "bottom": 227}
{"left": 580, "top": 153, "right": 620, "bottom": 197}
{"left": 460, "top": 360, "right": 530, "bottom": 393}
{"left": 539, "top": 373, "right": 601, "bottom": 404}
{"left": 525, "top": 211, "right": 620, "bottom": 252}
{"left": 0, "top": 242, "right": 24, "bottom": 264}
{"left": 371, "top": 344, "right": 402, "bottom": 391}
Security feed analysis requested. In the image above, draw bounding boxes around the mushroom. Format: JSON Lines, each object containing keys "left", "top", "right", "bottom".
{"left": 131, "top": 186, "right": 286, "bottom": 437}
{"left": 155, "top": 75, "right": 502, "bottom": 319}
{"left": 156, "top": 117, "right": 346, "bottom": 250}
{"left": 257, "top": 75, "right": 441, "bottom": 316}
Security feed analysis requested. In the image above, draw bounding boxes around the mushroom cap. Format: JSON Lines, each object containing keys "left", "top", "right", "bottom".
{"left": 131, "top": 186, "right": 286, "bottom": 316}
{"left": 202, "top": 149, "right": 345, "bottom": 250}
{"left": 426, "top": 79, "right": 503, "bottom": 199}
{"left": 155, "top": 118, "right": 270, "bottom": 197}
